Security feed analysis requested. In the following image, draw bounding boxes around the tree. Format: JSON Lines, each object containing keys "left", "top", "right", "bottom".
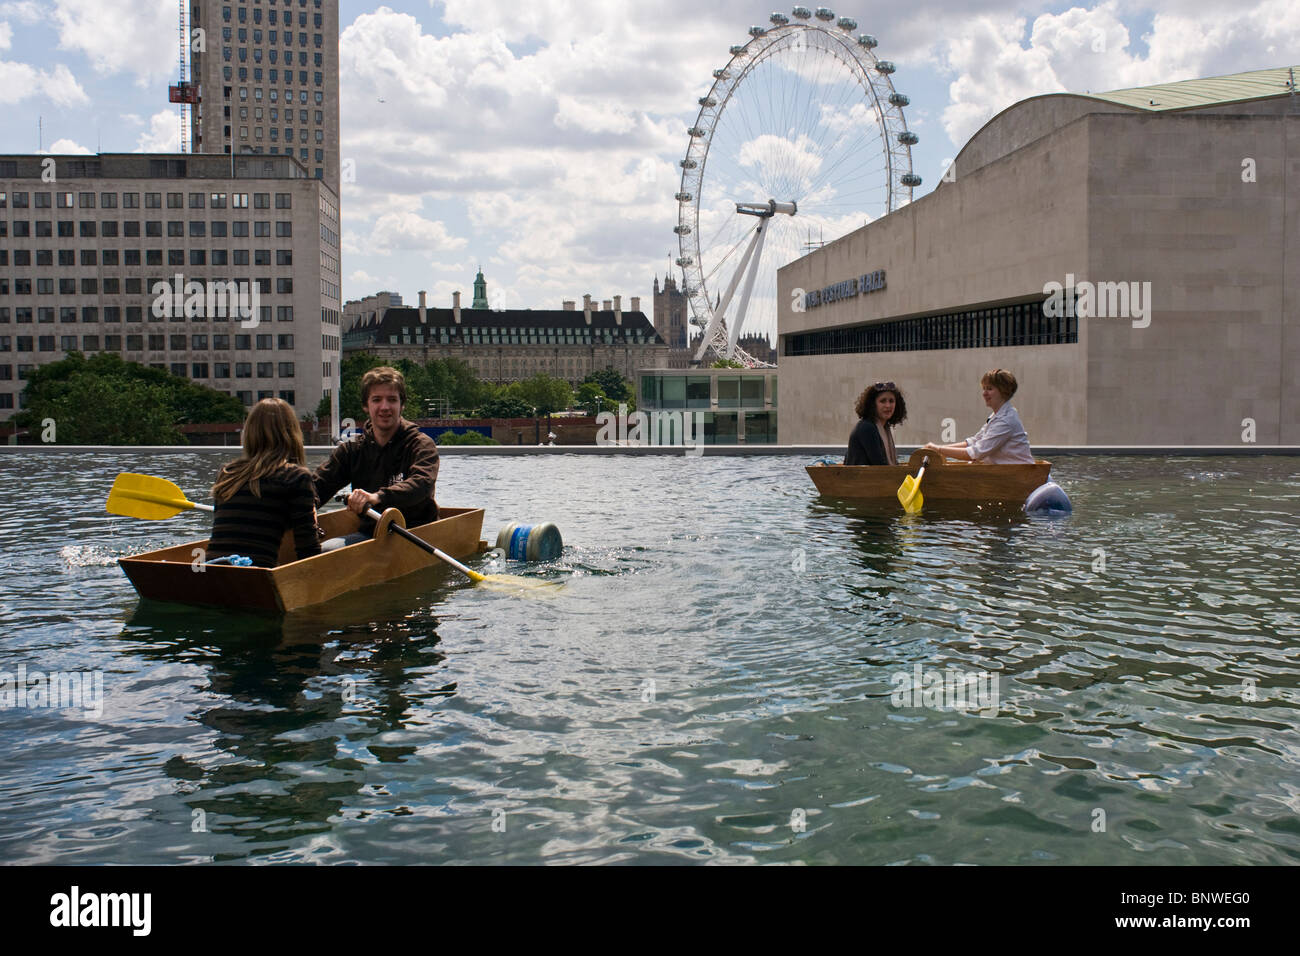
{"left": 710, "top": 358, "right": 746, "bottom": 369}
{"left": 513, "top": 373, "right": 573, "bottom": 415}
{"left": 575, "top": 381, "right": 607, "bottom": 416}
{"left": 582, "top": 366, "right": 632, "bottom": 403}
{"left": 476, "top": 393, "right": 534, "bottom": 418}
{"left": 14, "top": 352, "right": 242, "bottom": 444}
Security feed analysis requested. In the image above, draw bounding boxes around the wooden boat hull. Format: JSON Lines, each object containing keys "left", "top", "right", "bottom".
{"left": 808, "top": 460, "right": 1051, "bottom": 506}
{"left": 118, "top": 506, "right": 486, "bottom": 613}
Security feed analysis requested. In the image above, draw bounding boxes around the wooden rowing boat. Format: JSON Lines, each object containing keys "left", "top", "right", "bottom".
{"left": 118, "top": 506, "right": 487, "bottom": 612}
{"left": 807, "top": 448, "right": 1051, "bottom": 505}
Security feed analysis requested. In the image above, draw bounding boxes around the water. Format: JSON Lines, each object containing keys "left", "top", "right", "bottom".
{"left": 2, "top": 450, "right": 1298, "bottom": 864}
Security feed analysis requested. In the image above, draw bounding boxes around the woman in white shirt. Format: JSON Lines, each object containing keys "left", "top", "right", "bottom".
{"left": 923, "top": 369, "right": 1035, "bottom": 464}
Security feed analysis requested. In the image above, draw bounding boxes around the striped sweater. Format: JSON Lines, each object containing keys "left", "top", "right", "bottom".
{"left": 207, "top": 463, "right": 322, "bottom": 568}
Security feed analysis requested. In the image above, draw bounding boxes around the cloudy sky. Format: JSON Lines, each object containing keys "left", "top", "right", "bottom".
{"left": 1, "top": 0, "right": 1295, "bottom": 338}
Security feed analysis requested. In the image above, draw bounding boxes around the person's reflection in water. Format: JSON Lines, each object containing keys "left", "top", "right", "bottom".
{"left": 120, "top": 599, "right": 444, "bottom": 852}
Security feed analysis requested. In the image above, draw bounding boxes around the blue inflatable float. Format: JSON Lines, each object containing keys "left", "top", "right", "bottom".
{"left": 1024, "top": 480, "right": 1072, "bottom": 515}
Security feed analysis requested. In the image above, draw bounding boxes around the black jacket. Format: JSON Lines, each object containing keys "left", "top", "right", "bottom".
{"left": 844, "top": 417, "right": 891, "bottom": 466}
{"left": 312, "top": 419, "right": 439, "bottom": 529}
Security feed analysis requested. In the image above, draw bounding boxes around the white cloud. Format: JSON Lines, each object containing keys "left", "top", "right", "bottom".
{"left": 0, "top": 59, "right": 87, "bottom": 106}
{"left": 934, "top": 1, "right": 1300, "bottom": 148}
{"left": 0, "top": 2, "right": 45, "bottom": 24}
{"left": 46, "top": 137, "right": 91, "bottom": 153}
{"left": 0, "top": 21, "right": 12, "bottom": 48}
{"left": 354, "top": 211, "right": 468, "bottom": 255}
{"left": 52, "top": 0, "right": 174, "bottom": 84}
{"left": 133, "top": 109, "right": 179, "bottom": 152}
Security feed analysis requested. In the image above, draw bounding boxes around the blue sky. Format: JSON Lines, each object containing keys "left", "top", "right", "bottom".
{"left": 1, "top": 1, "right": 1294, "bottom": 339}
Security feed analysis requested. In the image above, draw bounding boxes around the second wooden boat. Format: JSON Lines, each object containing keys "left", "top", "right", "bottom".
{"left": 808, "top": 448, "right": 1051, "bottom": 506}
{"left": 118, "top": 506, "right": 487, "bottom": 613}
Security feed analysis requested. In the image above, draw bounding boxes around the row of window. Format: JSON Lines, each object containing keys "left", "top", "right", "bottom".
{"left": 223, "top": 85, "right": 325, "bottom": 106}
{"left": 0, "top": 192, "right": 290, "bottom": 210}
{"left": 231, "top": 108, "right": 325, "bottom": 124}
{"left": 0, "top": 389, "right": 297, "bottom": 411}
{"left": 232, "top": 127, "right": 325, "bottom": 143}
{"left": 0, "top": 249, "right": 292, "bottom": 266}
{"left": 0, "top": 306, "right": 296, "bottom": 323}
{"left": 784, "top": 298, "right": 1080, "bottom": 356}
{"left": 0, "top": 350, "right": 296, "bottom": 379}
{"left": 222, "top": 31, "right": 325, "bottom": 56}
{"left": 0, "top": 221, "right": 293, "bottom": 238}
{"left": 1, "top": 334, "right": 295, "bottom": 351}
{"left": 0, "top": 277, "right": 295, "bottom": 294}
{"left": 224, "top": 3, "right": 324, "bottom": 27}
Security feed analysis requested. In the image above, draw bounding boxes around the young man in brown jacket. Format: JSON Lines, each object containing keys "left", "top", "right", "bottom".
{"left": 313, "top": 366, "right": 439, "bottom": 547}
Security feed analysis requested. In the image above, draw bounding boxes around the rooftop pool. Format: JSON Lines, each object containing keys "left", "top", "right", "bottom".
{"left": 2, "top": 450, "right": 1298, "bottom": 864}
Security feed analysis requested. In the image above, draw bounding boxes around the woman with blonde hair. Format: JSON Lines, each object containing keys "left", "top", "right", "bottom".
{"left": 924, "top": 368, "right": 1034, "bottom": 464}
{"left": 207, "top": 398, "right": 321, "bottom": 568}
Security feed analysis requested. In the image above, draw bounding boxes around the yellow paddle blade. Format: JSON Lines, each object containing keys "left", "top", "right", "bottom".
{"left": 478, "top": 573, "right": 565, "bottom": 595}
{"left": 107, "top": 473, "right": 200, "bottom": 520}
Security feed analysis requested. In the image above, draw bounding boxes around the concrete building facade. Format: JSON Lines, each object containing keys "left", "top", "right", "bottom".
{"left": 0, "top": 152, "right": 341, "bottom": 420}
{"left": 777, "top": 66, "right": 1300, "bottom": 447}
{"left": 190, "top": 0, "right": 342, "bottom": 196}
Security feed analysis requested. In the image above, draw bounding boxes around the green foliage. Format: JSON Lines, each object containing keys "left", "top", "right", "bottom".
{"left": 335, "top": 353, "right": 498, "bottom": 425}
{"left": 14, "top": 352, "right": 242, "bottom": 444}
{"left": 512, "top": 373, "right": 574, "bottom": 416}
{"left": 710, "top": 358, "right": 746, "bottom": 369}
{"left": 434, "top": 429, "right": 500, "bottom": 446}
{"left": 476, "top": 393, "right": 534, "bottom": 419}
{"left": 575, "top": 381, "right": 607, "bottom": 416}
{"left": 582, "top": 366, "right": 633, "bottom": 403}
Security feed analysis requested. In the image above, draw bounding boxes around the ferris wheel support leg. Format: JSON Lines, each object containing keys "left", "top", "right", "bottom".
{"left": 727, "top": 221, "right": 769, "bottom": 360}
{"left": 694, "top": 223, "right": 764, "bottom": 363}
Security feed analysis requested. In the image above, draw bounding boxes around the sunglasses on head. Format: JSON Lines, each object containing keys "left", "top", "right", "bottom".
{"left": 873, "top": 382, "right": 897, "bottom": 391}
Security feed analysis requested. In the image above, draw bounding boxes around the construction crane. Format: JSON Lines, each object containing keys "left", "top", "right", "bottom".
{"left": 167, "top": 0, "right": 196, "bottom": 152}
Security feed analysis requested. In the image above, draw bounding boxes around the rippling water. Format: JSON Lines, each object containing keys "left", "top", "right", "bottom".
{"left": 1, "top": 450, "right": 1298, "bottom": 864}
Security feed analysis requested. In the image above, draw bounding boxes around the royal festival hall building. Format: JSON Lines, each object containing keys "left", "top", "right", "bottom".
{"left": 777, "top": 66, "right": 1299, "bottom": 447}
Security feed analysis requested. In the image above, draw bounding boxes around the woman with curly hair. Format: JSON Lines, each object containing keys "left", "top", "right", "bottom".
{"left": 845, "top": 381, "right": 906, "bottom": 466}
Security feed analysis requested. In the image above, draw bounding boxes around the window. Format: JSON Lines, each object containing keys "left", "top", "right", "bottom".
{"left": 171, "top": 363, "right": 187, "bottom": 377}
{"left": 278, "top": 362, "right": 294, "bottom": 378}
{"left": 38, "top": 335, "right": 56, "bottom": 351}
{"left": 254, "top": 221, "right": 271, "bottom": 237}
{"left": 78, "top": 192, "right": 96, "bottom": 209}
{"left": 81, "top": 336, "right": 99, "bottom": 351}
{"left": 211, "top": 221, "right": 228, "bottom": 237}
{"left": 169, "top": 250, "right": 185, "bottom": 267}
{"left": 214, "top": 362, "right": 231, "bottom": 378}
{"left": 80, "top": 249, "right": 97, "bottom": 266}
{"left": 123, "top": 193, "right": 139, "bottom": 208}
{"left": 233, "top": 250, "right": 250, "bottom": 265}
{"left": 257, "top": 361, "right": 273, "bottom": 377}
{"left": 190, "top": 221, "right": 206, "bottom": 237}
{"left": 276, "top": 307, "right": 294, "bottom": 322}
{"left": 276, "top": 278, "right": 293, "bottom": 293}
{"left": 57, "top": 192, "right": 73, "bottom": 208}
{"left": 232, "top": 222, "right": 249, "bottom": 237}
{"left": 276, "top": 221, "right": 291, "bottom": 237}
{"left": 277, "top": 334, "right": 294, "bottom": 349}
{"left": 146, "top": 193, "right": 161, "bottom": 208}
{"left": 34, "top": 192, "right": 51, "bottom": 208}
{"left": 105, "top": 335, "right": 122, "bottom": 350}
{"left": 103, "top": 278, "right": 120, "bottom": 294}
{"left": 80, "top": 221, "right": 96, "bottom": 237}
{"left": 146, "top": 250, "right": 163, "bottom": 266}
{"left": 167, "top": 193, "right": 183, "bottom": 208}
{"left": 168, "top": 221, "right": 184, "bottom": 237}
{"left": 212, "top": 250, "right": 229, "bottom": 265}
{"left": 146, "top": 221, "right": 162, "bottom": 237}
{"left": 60, "top": 335, "right": 77, "bottom": 351}
{"left": 82, "top": 307, "right": 98, "bottom": 323}
{"left": 236, "top": 362, "right": 252, "bottom": 377}
{"left": 235, "top": 334, "right": 251, "bottom": 349}
{"left": 57, "top": 221, "right": 74, "bottom": 237}
{"left": 256, "top": 334, "right": 272, "bottom": 350}
{"left": 126, "top": 335, "right": 143, "bottom": 350}
{"left": 101, "top": 193, "right": 118, "bottom": 209}
{"left": 275, "top": 193, "right": 292, "bottom": 209}
{"left": 102, "top": 221, "right": 119, "bottom": 237}
{"left": 190, "top": 250, "right": 206, "bottom": 266}
{"left": 191, "top": 363, "right": 209, "bottom": 378}
{"left": 122, "top": 221, "right": 138, "bottom": 237}
{"left": 151, "top": 335, "right": 167, "bottom": 350}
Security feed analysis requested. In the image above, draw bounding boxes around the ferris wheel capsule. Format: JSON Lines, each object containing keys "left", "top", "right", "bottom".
{"left": 770, "top": 12, "right": 790, "bottom": 24}
{"left": 875, "top": 59, "right": 895, "bottom": 73}
{"left": 898, "top": 130, "right": 918, "bottom": 144}
{"left": 713, "top": 68, "right": 730, "bottom": 78}
{"left": 673, "top": 224, "right": 692, "bottom": 235}
{"left": 729, "top": 44, "right": 747, "bottom": 55}
{"left": 815, "top": 7, "right": 835, "bottom": 21}
{"left": 889, "top": 91, "right": 909, "bottom": 106}
{"left": 901, "top": 173, "right": 922, "bottom": 187}
{"left": 792, "top": 6, "right": 812, "bottom": 18}
{"left": 748, "top": 25, "right": 766, "bottom": 36}
{"left": 675, "top": 192, "right": 693, "bottom": 202}
{"left": 858, "top": 33, "right": 877, "bottom": 48}
{"left": 699, "top": 96, "right": 717, "bottom": 107}
{"left": 837, "top": 16, "right": 857, "bottom": 30}
{"left": 687, "top": 126, "right": 706, "bottom": 137}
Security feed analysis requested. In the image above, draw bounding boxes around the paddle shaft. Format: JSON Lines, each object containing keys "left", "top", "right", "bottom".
{"left": 365, "top": 507, "right": 483, "bottom": 582}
